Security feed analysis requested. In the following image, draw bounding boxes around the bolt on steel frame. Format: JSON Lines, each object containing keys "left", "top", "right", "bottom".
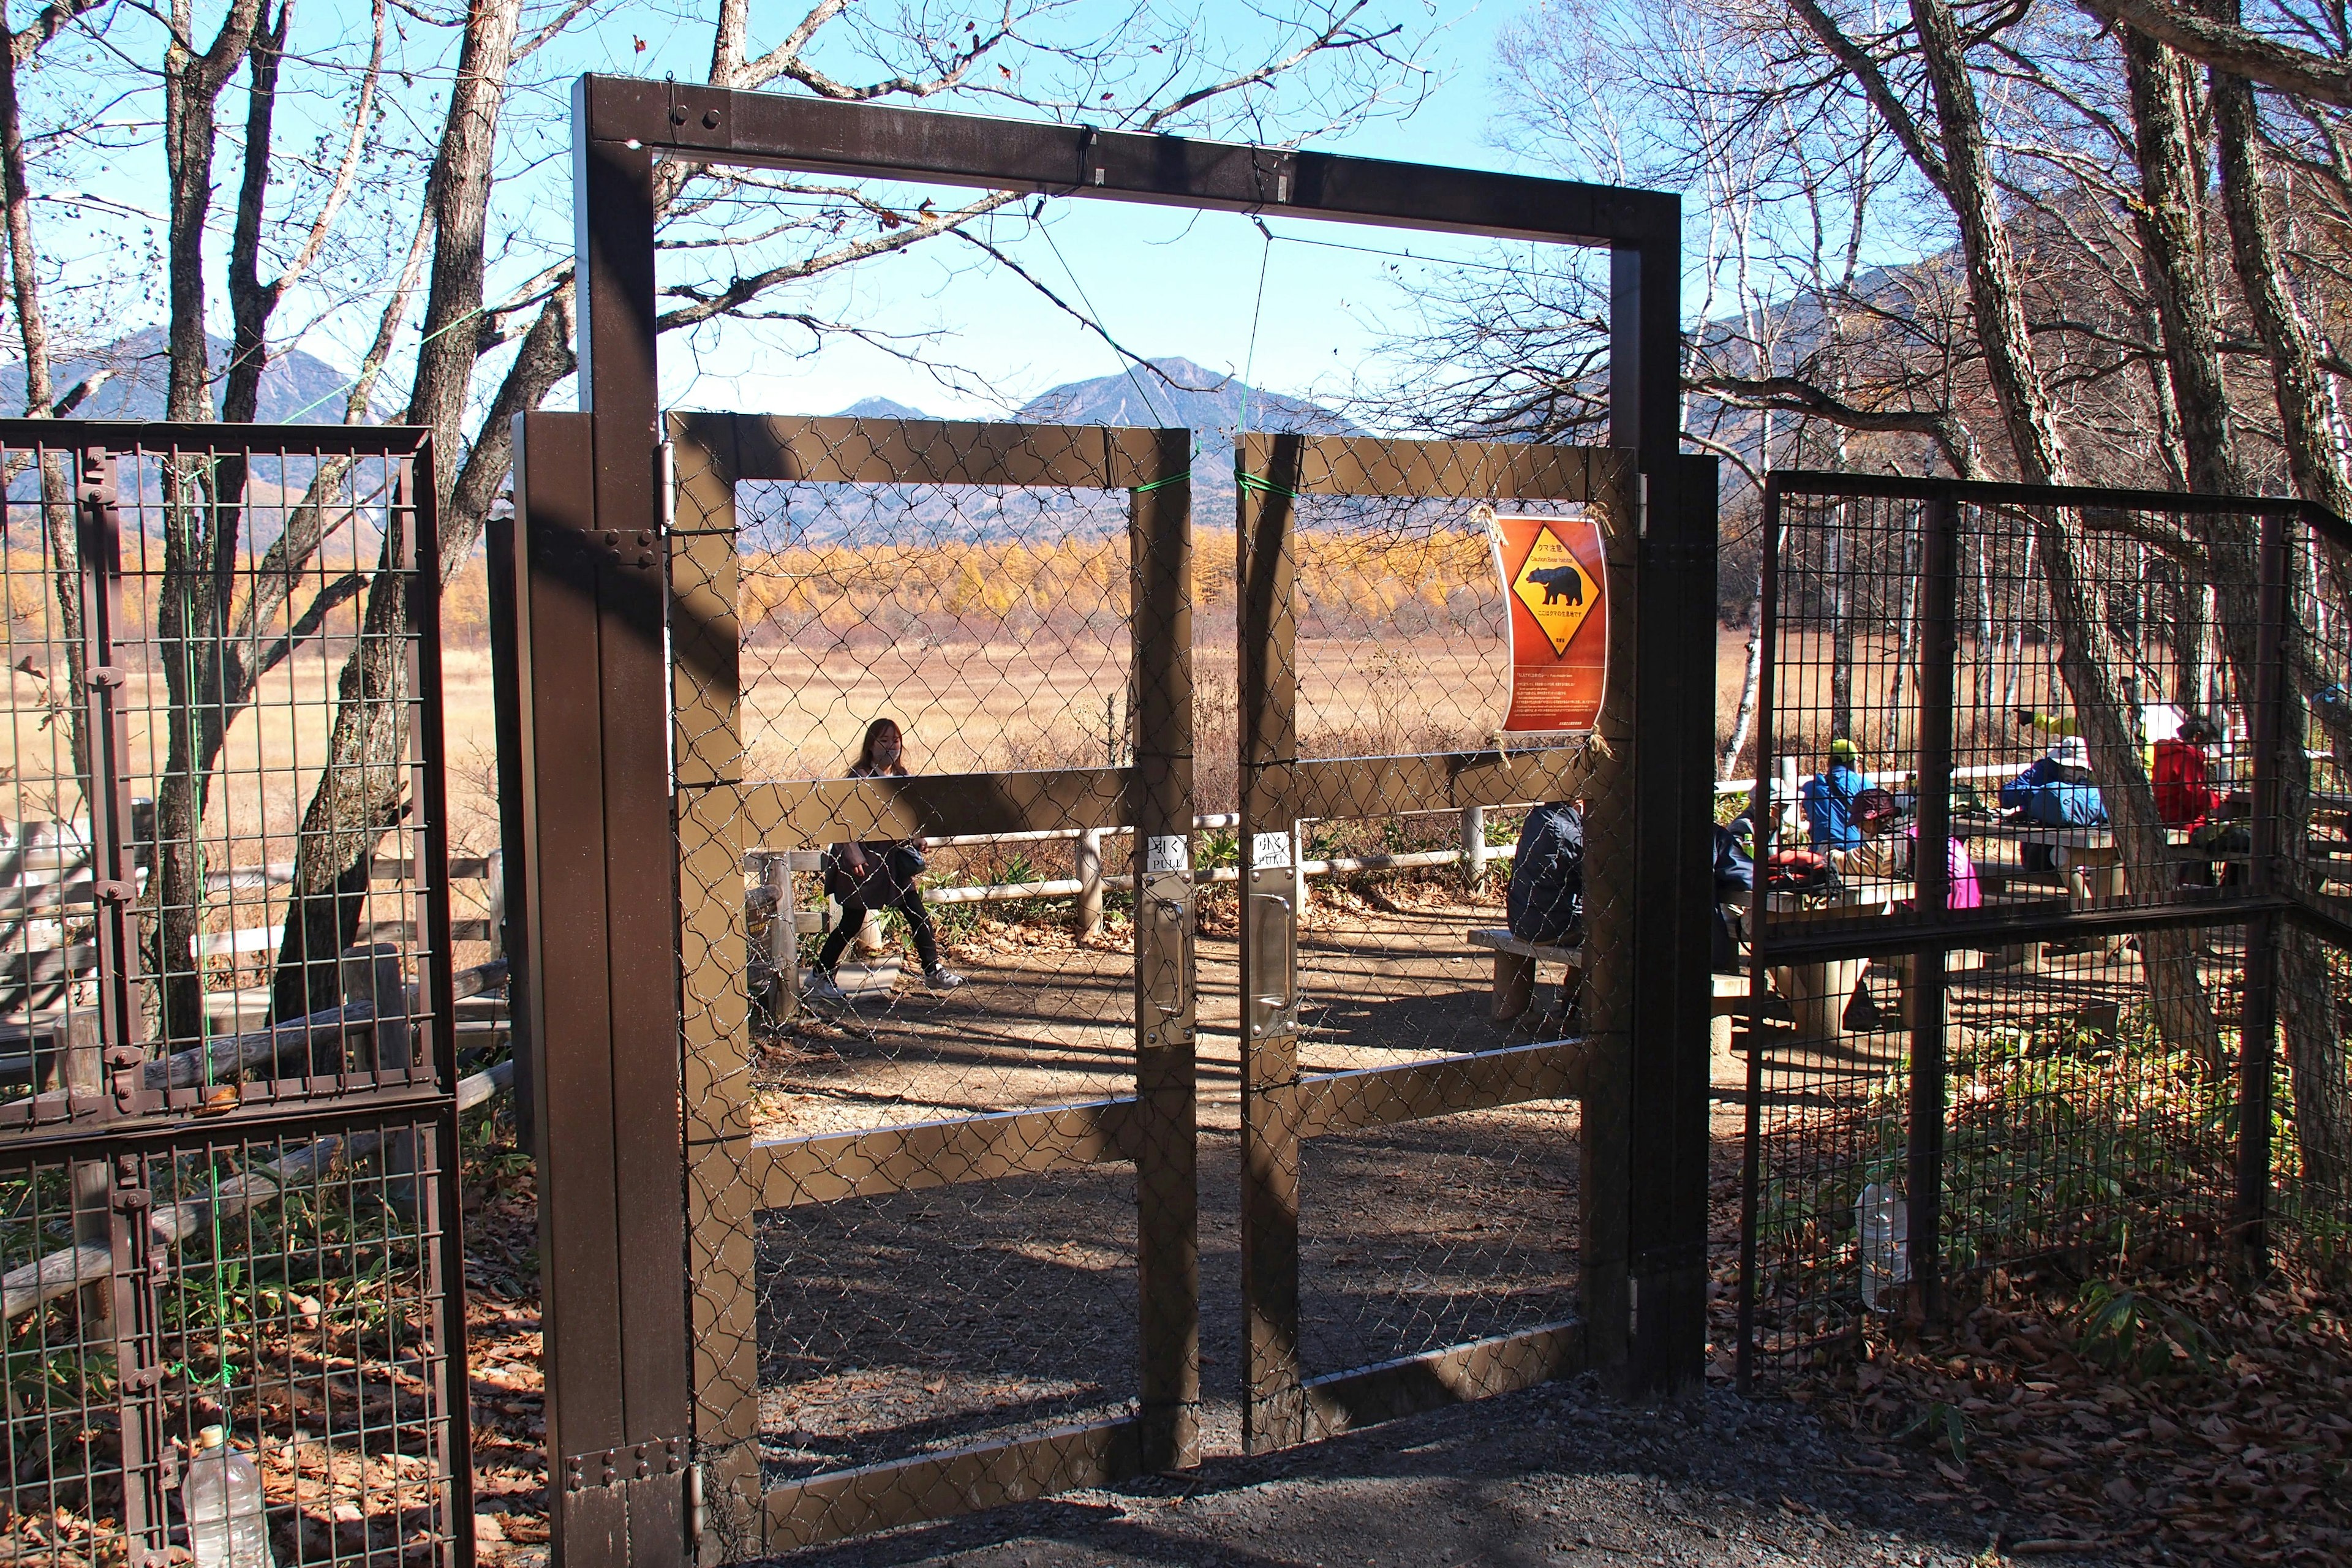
{"left": 504, "top": 73, "right": 1713, "bottom": 1568}
{"left": 0, "top": 421, "right": 470, "bottom": 1568}
{"left": 1737, "top": 470, "right": 2352, "bottom": 1388}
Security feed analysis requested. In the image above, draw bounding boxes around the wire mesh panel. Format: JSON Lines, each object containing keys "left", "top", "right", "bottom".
{"left": 2277, "top": 512, "right": 2352, "bottom": 1255}
{"left": 663, "top": 414, "right": 1193, "bottom": 1557}
{"left": 1234, "top": 433, "right": 1635, "bottom": 1452}
{"left": 1738, "top": 473, "right": 2331, "bottom": 1388}
{"left": 0, "top": 423, "right": 467, "bottom": 1566}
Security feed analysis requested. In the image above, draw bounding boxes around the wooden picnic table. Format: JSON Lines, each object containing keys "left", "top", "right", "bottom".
{"left": 1762, "top": 875, "right": 1912, "bottom": 1044}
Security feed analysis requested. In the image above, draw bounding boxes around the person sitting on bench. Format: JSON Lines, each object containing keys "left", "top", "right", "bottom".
{"left": 1508, "top": 801, "right": 1584, "bottom": 944}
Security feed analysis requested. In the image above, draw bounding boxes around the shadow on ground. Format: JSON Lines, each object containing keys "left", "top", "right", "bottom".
{"left": 767, "top": 1373, "right": 2085, "bottom": 1568}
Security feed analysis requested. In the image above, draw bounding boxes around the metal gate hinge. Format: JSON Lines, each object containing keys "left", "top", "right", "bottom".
{"left": 85, "top": 665, "right": 126, "bottom": 690}
{"left": 92, "top": 878, "right": 137, "bottom": 903}
{"left": 562, "top": 1436, "right": 688, "bottom": 1492}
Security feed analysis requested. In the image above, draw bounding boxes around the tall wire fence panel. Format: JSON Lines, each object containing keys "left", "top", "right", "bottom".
{"left": 662, "top": 415, "right": 1196, "bottom": 1556}
{"left": 1737, "top": 472, "right": 2352, "bottom": 1389}
{"left": 1233, "top": 433, "right": 1637, "bottom": 1452}
{"left": 0, "top": 423, "right": 469, "bottom": 1566}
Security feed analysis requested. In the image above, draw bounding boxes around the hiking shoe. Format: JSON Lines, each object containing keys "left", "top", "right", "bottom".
{"left": 803, "top": 973, "right": 850, "bottom": 1005}
{"left": 924, "top": 968, "right": 967, "bottom": 993}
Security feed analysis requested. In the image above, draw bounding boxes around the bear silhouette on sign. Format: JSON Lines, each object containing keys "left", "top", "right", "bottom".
{"left": 1526, "top": 563, "right": 1585, "bottom": 605}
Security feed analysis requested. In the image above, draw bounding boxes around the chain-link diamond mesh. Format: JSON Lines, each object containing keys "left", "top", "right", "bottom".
{"left": 665, "top": 414, "right": 1194, "bottom": 1556}
{"left": 1232, "top": 432, "right": 1634, "bottom": 1451}
{"left": 1738, "top": 477, "right": 2347, "bottom": 1388}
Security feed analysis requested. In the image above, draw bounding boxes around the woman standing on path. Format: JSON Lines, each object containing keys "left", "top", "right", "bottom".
{"left": 804, "top": 718, "right": 966, "bottom": 1003}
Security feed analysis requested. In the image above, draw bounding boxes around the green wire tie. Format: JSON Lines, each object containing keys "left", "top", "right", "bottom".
{"left": 1235, "top": 470, "right": 1300, "bottom": 499}
{"left": 1130, "top": 471, "right": 1188, "bottom": 493}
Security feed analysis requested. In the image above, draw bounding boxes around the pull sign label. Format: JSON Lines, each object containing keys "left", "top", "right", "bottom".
{"left": 1147, "top": 835, "right": 1190, "bottom": 873}
{"left": 1251, "top": 831, "right": 1293, "bottom": 869}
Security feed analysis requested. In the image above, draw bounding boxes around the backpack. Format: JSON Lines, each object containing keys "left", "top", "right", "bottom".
{"left": 1507, "top": 804, "right": 1585, "bottom": 944}
{"left": 2016, "top": 780, "right": 2106, "bottom": 827}
{"left": 1763, "top": 848, "right": 1842, "bottom": 896}
{"left": 2151, "top": 738, "right": 2217, "bottom": 827}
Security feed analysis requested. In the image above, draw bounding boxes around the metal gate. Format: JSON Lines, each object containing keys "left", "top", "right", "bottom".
{"left": 511, "top": 74, "right": 1713, "bottom": 1568}
{"left": 1738, "top": 471, "right": 2352, "bottom": 1382}
{"left": 511, "top": 412, "right": 1195, "bottom": 1556}
{"left": 1232, "top": 432, "right": 1642, "bottom": 1447}
{"left": 0, "top": 422, "right": 470, "bottom": 1566}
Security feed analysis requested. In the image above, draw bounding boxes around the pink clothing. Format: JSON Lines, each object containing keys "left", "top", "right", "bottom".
{"left": 1904, "top": 825, "right": 1981, "bottom": 911}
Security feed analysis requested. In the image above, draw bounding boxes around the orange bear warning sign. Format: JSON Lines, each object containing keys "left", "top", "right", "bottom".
{"left": 1490, "top": 513, "right": 1608, "bottom": 733}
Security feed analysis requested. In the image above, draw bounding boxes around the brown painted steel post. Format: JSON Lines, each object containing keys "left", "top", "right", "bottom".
{"left": 1735, "top": 479, "right": 1785, "bottom": 1393}
{"left": 1621, "top": 451, "right": 1716, "bottom": 1392}
{"left": 1906, "top": 495, "right": 1960, "bottom": 1321}
{"left": 486, "top": 515, "right": 536, "bottom": 1153}
{"left": 74, "top": 449, "right": 140, "bottom": 1107}
{"left": 667, "top": 413, "right": 763, "bottom": 1562}
{"left": 1577, "top": 452, "right": 1642, "bottom": 1375}
{"left": 559, "top": 74, "right": 695, "bottom": 1568}
{"left": 2237, "top": 506, "right": 2289, "bottom": 1276}
{"left": 1238, "top": 432, "right": 1306, "bottom": 1452}
{"left": 1130, "top": 428, "right": 1199, "bottom": 1470}
{"left": 511, "top": 405, "right": 690, "bottom": 1568}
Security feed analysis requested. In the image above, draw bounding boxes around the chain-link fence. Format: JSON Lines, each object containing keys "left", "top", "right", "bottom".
{"left": 1738, "top": 473, "right": 2352, "bottom": 1387}
{"left": 663, "top": 414, "right": 1194, "bottom": 1555}
{"left": 0, "top": 423, "right": 469, "bottom": 1566}
{"left": 1233, "top": 432, "right": 1635, "bottom": 1449}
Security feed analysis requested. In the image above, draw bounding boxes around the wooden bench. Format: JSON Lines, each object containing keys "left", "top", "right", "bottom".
{"left": 1466, "top": 927, "right": 1581, "bottom": 1022}
{"left": 1469, "top": 928, "right": 1756, "bottom": 1052}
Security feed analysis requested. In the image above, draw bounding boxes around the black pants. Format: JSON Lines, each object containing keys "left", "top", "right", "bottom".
{"left": 815, "top": 889, "right": 940, "bottom": 976}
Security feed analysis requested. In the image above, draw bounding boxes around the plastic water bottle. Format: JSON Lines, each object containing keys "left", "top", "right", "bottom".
{"left": 1856, "top": 1183, "right": 1910, "bottom": 1312}
{"left": 185, "top": 1425, "right": 276, "bottom": 1568}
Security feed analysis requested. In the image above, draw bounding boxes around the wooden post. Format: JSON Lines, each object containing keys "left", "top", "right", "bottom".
{"left": 764, "top": 852, "right": 796, "bottom": 1021}
{"left": 1076, "top": 827, "right": 1104, "bottom": 936}
{"left": 1238, "top": 431, "right": 1306, "bottom": 1453}
{"left": 1131, "top": 426, "right": 1198, "bottom": 1472}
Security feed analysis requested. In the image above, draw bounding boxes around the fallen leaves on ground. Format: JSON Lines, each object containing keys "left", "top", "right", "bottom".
{"left": 1768, "top": 1248, "right": 2352, "bottom": 1565}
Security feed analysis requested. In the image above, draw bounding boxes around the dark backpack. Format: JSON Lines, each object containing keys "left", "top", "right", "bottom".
{"left": 1508, "top": 804, "right": 1585, "bottom": 944}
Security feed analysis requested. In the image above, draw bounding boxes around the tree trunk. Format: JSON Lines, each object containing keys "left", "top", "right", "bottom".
{"left": 149, "top": 0, "right": 266, "bottom": 1045}
{"left": 271, "top": 524, "right": 412, "bottom": 1023}
{"left": 0, "top": 18, "right": 85, "bottom": 790}
{"left": 1911, "top": 0, "right": 2220, "bottom": 1066}
{"left": 266, "top": 0, "right": 527, "bottom": 1021}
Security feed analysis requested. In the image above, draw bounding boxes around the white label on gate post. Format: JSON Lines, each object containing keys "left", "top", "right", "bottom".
{"left": 1251, "top": 831, "right": 1293, "bottom": 869}
{"left": 1147, "top": 835, "right": 1189, "bottom": 873}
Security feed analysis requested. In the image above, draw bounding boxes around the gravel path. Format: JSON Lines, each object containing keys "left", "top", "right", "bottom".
{"left": 769, "top": 1376, "right": 2069, "bottom": 1567}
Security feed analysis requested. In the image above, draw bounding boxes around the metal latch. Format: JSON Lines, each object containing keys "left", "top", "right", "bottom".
{"left": 563, "top": 1436, "right": 690, "bottom": 1493}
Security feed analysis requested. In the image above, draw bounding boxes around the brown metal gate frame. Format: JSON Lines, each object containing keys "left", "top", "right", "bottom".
{"left": 504, "top": 71, "right": 1713, "bottom": 1568}
{"left": 665, "top": 411, "right": 1194, "bottom": 1553}
{"left": 1234, "top": 433, "right": 1645, "bottom": 1449}
{"left": 0, "top": 421, "right": 470, "bottom": 1568}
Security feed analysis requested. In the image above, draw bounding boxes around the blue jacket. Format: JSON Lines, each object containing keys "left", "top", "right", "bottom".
{"left": 1801, "top": 763, "right": 1869, "bottom": 848}
{"left": 2001, "top": 760, "right": 2107, "bottom": 826}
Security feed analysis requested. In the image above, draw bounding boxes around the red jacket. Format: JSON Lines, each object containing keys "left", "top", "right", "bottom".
{"left": 2152, "top": 738, "right": 2218, "bottom": 827}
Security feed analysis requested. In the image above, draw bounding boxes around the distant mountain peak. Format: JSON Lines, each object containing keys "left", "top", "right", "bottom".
{"left": 0, "top": 326, "right": 377, "bottom": 424}
{"left": 834, "top": 395, "right": 932, "bottom": 420}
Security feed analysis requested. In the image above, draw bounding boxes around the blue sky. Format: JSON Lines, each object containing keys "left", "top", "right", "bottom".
{"left": 34, "top": 1, "right": 1643, "bottom": 424}
{"left": 597, "top": 0, "right": 1604, "bottom": 419}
